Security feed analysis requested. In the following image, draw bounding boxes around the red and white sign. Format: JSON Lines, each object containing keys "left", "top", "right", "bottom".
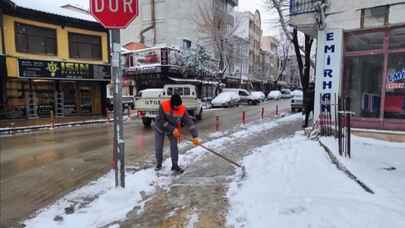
{"left": 90, "top": 0, "right": 139, "bottom": 29}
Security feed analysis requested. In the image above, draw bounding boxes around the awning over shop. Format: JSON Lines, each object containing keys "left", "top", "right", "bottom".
{"left": 168, "top": 77, "right": 222, "bottom": 86}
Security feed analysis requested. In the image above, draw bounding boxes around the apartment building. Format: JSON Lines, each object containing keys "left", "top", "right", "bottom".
{"left": 121, "top": 0, "right": 238, "bottom": 54}
{"left": 261, "top": 35, "right": 279, "bottom": 83}
{"left": 235, "top": 10, "right": 263, "bottom": 82}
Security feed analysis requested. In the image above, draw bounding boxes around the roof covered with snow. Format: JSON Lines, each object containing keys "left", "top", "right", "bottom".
{"left": 10, "top": 0, "right": 96, "bottom": 23}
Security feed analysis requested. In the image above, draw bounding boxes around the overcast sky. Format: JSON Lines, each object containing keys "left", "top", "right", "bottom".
{"left": 237, "top": 0, "right": 280, "bottom": 37}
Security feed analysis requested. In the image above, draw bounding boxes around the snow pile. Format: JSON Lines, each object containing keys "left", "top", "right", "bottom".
{"left": 227, "top": 134, "right": 405, "bottom": 228}
{"left": 23, "top": 114, "right": 299, "bottom": 228}
{"left": 321, "top": 136, "right": 405, "bottom": 208}
{"left": 186, "top": 211, "right": 199, "bottom": 228}
{"left": 24, "top": 170, "right": 154, "bottom": 228}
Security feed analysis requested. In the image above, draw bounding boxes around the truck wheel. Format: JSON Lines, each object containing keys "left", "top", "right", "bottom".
{"left": 196, "top": 109, "right": 203, "bottom": 121}
{"left": 142, "top": 118, "right": 152, "bottom": 128}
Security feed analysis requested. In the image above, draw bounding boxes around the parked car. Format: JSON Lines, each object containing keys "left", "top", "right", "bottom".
{"left": 251, "top": 91, "right": 266, "bottom": 102}
{"left": 107, "top": 96, "right": 135, "bottom": 111}
{"left": 268, "top": 90, "right": 282, "bottom": 100}
{"left": 292, "top": 89, "right": 303, "bottom": 96}
{"left": 211, "top": 92, "right": 240, "bottom": 108}
{"left": 223, "top": 88, "right": 260, "bottom": 105}
{"left": 281, "top": 89, "right": 293, "bottom": 99}
{"left": 291, "top": 90, "right": 304, "bottom": 112}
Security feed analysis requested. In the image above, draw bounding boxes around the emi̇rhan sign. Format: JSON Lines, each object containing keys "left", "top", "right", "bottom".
{"left": 314, "top": 29, "right": 343, "bottom": 123}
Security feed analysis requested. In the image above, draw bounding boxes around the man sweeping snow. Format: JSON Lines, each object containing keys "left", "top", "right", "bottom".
{"left": 153, "top": 94, "right": 201, "bottom": 174}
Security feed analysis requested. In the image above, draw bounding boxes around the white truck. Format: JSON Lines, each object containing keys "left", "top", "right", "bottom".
{"left": 135, "top": 84, "right": 203, "bottom": 127}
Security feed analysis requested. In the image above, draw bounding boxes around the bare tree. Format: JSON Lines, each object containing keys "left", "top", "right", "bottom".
{"left": 264, "top": 0, "right": 314, "bottom": 91}
{"left": 193, "top": 1, "right": 240, "bottom": 75}
{"left": 274, "top": 32, "right": 291, "bottom": 86}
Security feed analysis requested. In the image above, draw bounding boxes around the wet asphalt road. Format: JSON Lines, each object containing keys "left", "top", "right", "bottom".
{"left": 0, "top": 99, "right": 291, "bottom": 227}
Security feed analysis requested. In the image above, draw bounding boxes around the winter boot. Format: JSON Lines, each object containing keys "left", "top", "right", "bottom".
{"left": 155, "top": 164, "right": 162, "bottom": 171}
{"left": 171, "top": 165, "right": 184, "bottom": 174}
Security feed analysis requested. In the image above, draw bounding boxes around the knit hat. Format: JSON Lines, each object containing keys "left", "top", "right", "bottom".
{"left": 171, "top": 94, "right": 182, "bottom": 107}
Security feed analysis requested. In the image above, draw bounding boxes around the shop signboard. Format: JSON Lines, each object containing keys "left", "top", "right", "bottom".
{"left": 18, "top": 59, "right": 111, "bottom": 81}
{"left": 129, "top": 47, "right": 183, "bottom": 74}
{"left": 314, "top": 29, "right": 343, "bottom": 123}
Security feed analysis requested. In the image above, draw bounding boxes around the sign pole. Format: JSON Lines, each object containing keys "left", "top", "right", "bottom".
{"left": 90, "top": 0, "right": 139, "bottom": 188}
{"left": 111, "top": 29, "right": 125, "bottom": 188}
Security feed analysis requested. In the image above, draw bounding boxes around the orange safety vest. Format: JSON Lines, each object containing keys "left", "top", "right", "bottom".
{"left": 161, "top": 100, "right": 186, "bottom": 118}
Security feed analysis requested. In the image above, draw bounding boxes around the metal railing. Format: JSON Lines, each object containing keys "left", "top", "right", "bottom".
{"left": 290, "top": 0, "right": 318, "bottom": 15}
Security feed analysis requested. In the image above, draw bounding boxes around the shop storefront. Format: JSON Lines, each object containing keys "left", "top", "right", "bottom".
{"left": 6, "top": 59, "right": 110, "bottom": 119}
{"left": 0, "top": 2, "right": 110, "bottom": 120}
{"left": 343, "top": 26, "right": 405, "bottom": 131}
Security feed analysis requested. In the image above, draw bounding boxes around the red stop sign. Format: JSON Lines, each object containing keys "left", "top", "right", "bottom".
{"left": 90, "top": 0, "right": 139, "bottom": 29}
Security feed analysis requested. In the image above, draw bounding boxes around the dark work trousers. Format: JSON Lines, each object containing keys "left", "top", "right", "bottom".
{"left": 304, "top": 107, "right": 313, "bottom": 128}
{"left": 155, "top": 130, "right": 179, "bottom": 167}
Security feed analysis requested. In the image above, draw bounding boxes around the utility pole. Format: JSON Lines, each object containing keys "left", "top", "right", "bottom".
{"left": 111, "top": 30, "right": 125, "bottom": 188}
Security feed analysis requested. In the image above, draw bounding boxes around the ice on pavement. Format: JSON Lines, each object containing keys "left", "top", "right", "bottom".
{"left": 227, "top": 134, "right": 405, "bottom": 228}
{"left": 23, "top": 114, "right": 301, "bottom": 228}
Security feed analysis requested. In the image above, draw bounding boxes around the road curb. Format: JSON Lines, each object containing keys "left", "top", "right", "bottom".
{"left": 0, "top": 119, "right": 114, "bottom": 136}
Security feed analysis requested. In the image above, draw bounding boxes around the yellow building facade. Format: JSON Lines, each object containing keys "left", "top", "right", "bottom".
{"left": 0, "top": 2, "right": 111, "bottom": 119}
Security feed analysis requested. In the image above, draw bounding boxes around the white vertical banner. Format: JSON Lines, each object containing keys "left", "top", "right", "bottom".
{"left": 314, "top": 29, "right": 344, "bottom": 124}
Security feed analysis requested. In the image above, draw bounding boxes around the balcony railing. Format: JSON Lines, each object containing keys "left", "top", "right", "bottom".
{"left": 290, "top": 0, "right": 317, "bottom": 16}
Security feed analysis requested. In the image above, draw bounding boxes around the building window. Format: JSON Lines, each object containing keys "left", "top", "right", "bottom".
{"left": 345, "top": 25, "right": 405, "bottom": 125}
{"left": 183, "top": 39, "right": 192, "bottom": 49}
{"left": 346, "top": 31, "right": 384, "bottom": 52}
{"left": 69, "top": 33, "right": 102, "bottom": 60}
{"left": 15, "top": 22, "right": 57, "bottom": 55}
{"left": 361, "top": 6, "right": 389, "bottom": 28}
{"left": 389, "top": 27, "right": 405, "bottom": 49}
{"left": 345, "top": 55, "right": 384, "bottom": 118}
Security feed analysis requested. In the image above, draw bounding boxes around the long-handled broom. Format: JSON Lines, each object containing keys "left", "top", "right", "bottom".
{"left": 186, "top": 138, "right": 247, "bottom": 178}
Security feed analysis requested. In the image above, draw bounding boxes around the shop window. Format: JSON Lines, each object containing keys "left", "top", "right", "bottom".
{"left": 385, "top": 52, "right": 405, "bottom": 119}
{"left": 80, "top": 86, "right": 93, "bottom": 113}
{"left": 5, "top": 80, "right": 25, "bottom": 119}
{"left": 62, "top": 82, "right": 78, "bottom": 115}
{"left": 15, "top": 23, "right": 57, "bottom": 55}
{"left": 389, "top": 27, "right": 405, "bottom": 49}
{"left": 69, "top": 33, "right": 102, "bottom": 60}
{"left": 346, "top": 32, "right": 385, "bottom": 52}
{"left": 33, "top": 81, "right": 55, "bottom": 117}
{"left": 361, "top": 6, "right": 389, "bottom": 28}
{"left": 345, "top": 55, "right": 384, "bottom": 118}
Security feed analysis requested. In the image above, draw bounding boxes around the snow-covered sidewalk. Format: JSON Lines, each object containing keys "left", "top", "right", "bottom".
{"left": 321, "top": 136, "right": 405, "bottom": 211}
{"left": 22, "top": 114, "right": 301, "bottom": 228}
{"left": 227, "top": 134, "right": 405, "bottom": 228}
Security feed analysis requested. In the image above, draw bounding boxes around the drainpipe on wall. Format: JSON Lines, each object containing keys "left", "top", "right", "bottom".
{"left": 140, "top": 0, "right": 156, "bottom": 45}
